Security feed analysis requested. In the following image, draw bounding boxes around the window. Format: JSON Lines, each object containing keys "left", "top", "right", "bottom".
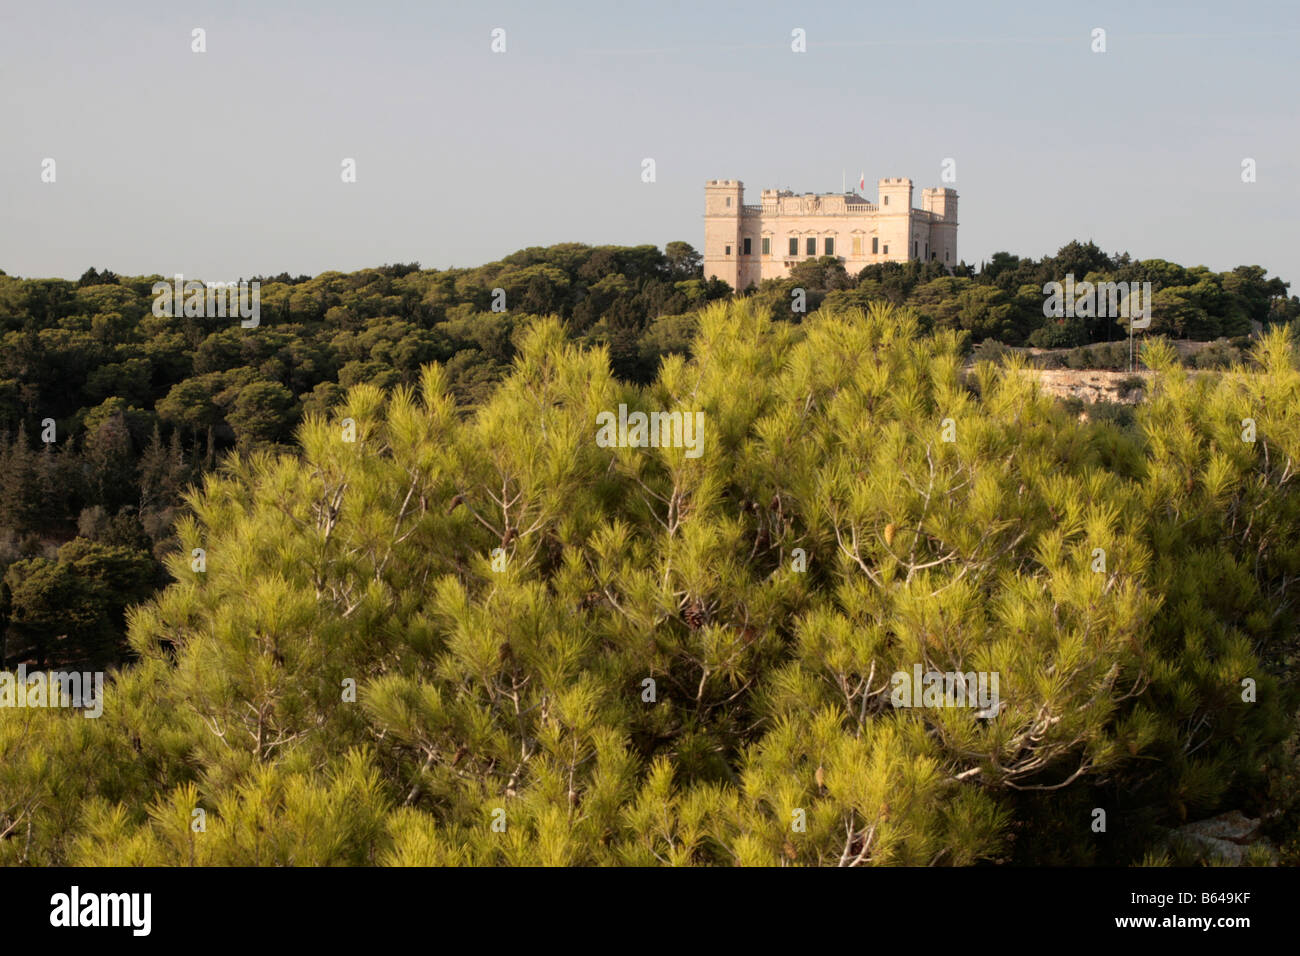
{"left": 806, "top": 237, "right": 816, "bottom": 256}
{"left": 825, "top": 237, "right": 835, "bottom": 256}
{"left": 725, "top": 245, "right": 731, "bottom": 256}
{"left": 743, "top": 237, "right": 751, "bottom": 255}
{"left": 789, "top": 237, "right": 798, "bottom": 256}
{"left": 913, "top": 240, "right": 918, "bottom": 258}
{"left": 872, "top": 237, "right": 879, "bottom": 254}
{"left": 946, "top": 250, "right": 950, "bottom": 261}
{"left": 852, "top": 236, "right": 862, "bottom": 256}
{"left": 725, "top": 197, "right": 731, "bottom": 207}
{"left": 883, "top": 196, "right": 889, "bottom": 205}
{"left": 883, "top": 244, "right": 889, "bottom": 255}
{"left": 762, "top": 237, "right": 770, "bottom": 255}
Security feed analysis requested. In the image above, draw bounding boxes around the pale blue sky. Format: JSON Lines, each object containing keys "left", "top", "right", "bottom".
{"left": 2, "top": 0, "right": 1297, "bottom": 284}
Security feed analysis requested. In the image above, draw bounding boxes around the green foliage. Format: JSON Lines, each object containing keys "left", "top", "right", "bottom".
{"left": 1028, "top": 318, "right": 1087, "bottom": 349}
{"left": 0, "top": 242, "right": 1289, "bottom": 564}
{"left": 1192, "top": 339, "right": 1244, "bottom": 370}
{"left": 1059, "top": 341, "right": 1131, "bottom": 371}
{"left": 971, "top": 339, "right": 1010, "bottom": 365}
{"left": 0, "top": 244, "right": 728, "bottom": 600}
{"left": 2, "top": 303, "right": 1297, "bottom": 866}
{"left": 3, "top": 538, "right": 159, "bottom": 668}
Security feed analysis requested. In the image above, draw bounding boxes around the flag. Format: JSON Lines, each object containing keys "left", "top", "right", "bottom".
{"left": 858, "top": 171, "right": 865, "bottom": 192}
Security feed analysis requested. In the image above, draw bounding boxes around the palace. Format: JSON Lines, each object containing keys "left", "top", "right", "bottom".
{"left": 703, "top": 177, "right": 958, "bottom": 291}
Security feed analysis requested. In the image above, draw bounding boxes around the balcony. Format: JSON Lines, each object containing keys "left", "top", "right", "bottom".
{"left": 751, "top": 201, "right": 878, "bottom": 216}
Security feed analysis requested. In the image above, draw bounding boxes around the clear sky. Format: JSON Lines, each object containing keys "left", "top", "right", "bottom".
{"left": 2, "top": 0, "right": 1298, "bottom": 284}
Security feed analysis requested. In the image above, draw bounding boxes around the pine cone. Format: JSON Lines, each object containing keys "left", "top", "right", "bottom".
{"left": 446, "top": 493, "right": 465, "bottom": 514}
{"left": 884, "top": 523, "right": 897, "bottom": 547}
{"left": 684, "top": 600, "right": 708, "bottom": 630}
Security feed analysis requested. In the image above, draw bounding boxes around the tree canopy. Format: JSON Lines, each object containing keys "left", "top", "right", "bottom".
{"left": 2, "top": 300, "right": 1297, "bottom": 866}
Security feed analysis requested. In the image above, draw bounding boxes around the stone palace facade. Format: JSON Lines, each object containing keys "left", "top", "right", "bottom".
{"left": 703, "top": 177, "right": 958, "bottom": 290}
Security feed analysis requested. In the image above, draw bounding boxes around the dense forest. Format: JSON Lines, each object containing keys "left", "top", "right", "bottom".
{"left": 1, "top": 245, "right": 1298, "bottom": 865}
{"left": 0, "top": 242, "right": 731, "bottom": 670}
{"left": 1, "top": 239, "right": 1296, "bottom": 671}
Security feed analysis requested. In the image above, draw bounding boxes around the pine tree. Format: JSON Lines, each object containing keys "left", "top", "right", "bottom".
{"left": 2, "top": 304, "right": 1297, "bottom": 866}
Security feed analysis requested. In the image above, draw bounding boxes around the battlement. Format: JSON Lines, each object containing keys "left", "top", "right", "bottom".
{"left": 921, "top": 187, "right": 958, "bottom": 222}
{"left": 703, "top": 175, "right": 959, "bottom": 290}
